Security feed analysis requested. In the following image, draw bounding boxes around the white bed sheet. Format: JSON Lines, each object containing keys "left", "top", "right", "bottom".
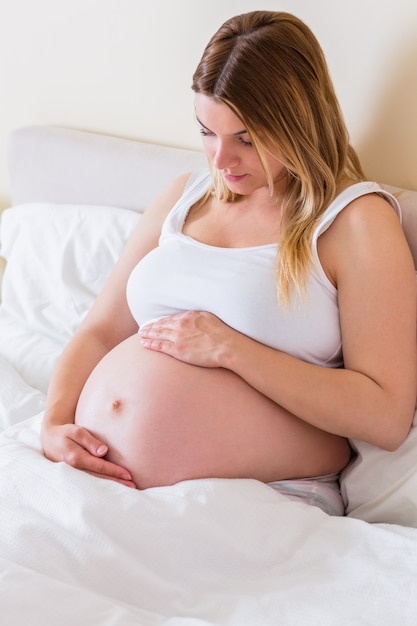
{"left": 1, "top": 414, "right": 417, "bottom": 625}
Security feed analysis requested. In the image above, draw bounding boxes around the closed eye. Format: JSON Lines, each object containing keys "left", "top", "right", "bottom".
{"left": 238, "top": 136, "right": 253, "bottom": 147}
{"left": 199, "top": 127, "right": 253, "bottom": 147}
{"left": 199, "top": 127, "right": 215, "bottom": 137}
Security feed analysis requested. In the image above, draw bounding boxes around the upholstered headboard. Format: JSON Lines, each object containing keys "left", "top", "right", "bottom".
{"left": 7, "top": 125, "right": 207, "bottom": 212}
{"left": 5, "top": 125, "right": 417, "bottom": 269}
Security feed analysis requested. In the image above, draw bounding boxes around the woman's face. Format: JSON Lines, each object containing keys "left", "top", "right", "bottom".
{"left": 195, "top": 94, "right": 285, "bottom": 196}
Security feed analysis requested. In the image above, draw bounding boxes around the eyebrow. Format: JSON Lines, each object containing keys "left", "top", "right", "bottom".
{"left": 196, "top": 116, "right": 248, "bottom": 137}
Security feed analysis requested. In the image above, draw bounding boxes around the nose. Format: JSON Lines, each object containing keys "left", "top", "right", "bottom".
{"left": 212, "top": 140, "right": 239, "bottom": 170}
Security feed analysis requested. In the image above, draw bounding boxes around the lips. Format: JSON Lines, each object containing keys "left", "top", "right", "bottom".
{"left": 223, "top": 172, "right": 247, "bottom": 183}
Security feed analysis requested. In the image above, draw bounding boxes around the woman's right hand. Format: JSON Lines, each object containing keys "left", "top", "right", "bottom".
{"left": 41, "top": 423, "right": 137, "bottom": 488}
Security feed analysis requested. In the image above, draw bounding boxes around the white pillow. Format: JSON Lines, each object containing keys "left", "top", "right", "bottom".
{"left": 0, "top": 354, "right": 46, "bottom": 431}
{"left": 341, "top": 407, "right": 417, "bottom": 526}
{"left": 0, "top": 203, "right": 140, "bottom": 393}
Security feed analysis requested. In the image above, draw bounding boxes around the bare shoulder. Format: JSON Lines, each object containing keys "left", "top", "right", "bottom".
{"left": 319, "top": 192, "right": 413, "bottom": 285}
{"left": 125, "top": 172, "right": 193, "bottom": 250}
{"left": 327, "top": 191, "right": 402, "bottom": 239}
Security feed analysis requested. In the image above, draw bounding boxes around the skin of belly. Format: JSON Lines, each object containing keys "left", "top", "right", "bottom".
{"left": 75, "top": 334, "right": 351, "bottom": 489}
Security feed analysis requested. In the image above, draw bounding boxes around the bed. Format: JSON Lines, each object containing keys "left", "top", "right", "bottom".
{"left": 1, "top": 124, "right": 417, "bottom": 625}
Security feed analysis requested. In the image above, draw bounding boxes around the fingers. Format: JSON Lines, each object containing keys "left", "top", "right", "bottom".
{"left": 66, "top": 445, "right": 134, "bottom": 484}
{"left": 139, "top": 319, "right": 177, "bottom": 351}
{"left": 139, "top": 311, "right": 227, "bottom": 367}
{"left": 139, "top": 311, "right": 200, "bottom": 349}
{"left": 45, "top": 424, "right": 136, "bottom": 486}
{"left": 85, "top": 470, "right": 137, "bottom": 489}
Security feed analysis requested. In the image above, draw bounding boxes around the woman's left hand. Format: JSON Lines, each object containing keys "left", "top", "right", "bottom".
{"left": 139, "top": 311, "right": 232, "bottom": 367}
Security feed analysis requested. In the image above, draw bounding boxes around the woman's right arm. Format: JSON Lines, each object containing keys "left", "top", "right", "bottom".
{"left": 40, "top": 173, "right": 191, "bottom": 486}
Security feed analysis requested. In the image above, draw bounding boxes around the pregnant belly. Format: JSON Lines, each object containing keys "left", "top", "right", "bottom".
{"left": 75, "top": 334, "right": 350, "bottom": 488}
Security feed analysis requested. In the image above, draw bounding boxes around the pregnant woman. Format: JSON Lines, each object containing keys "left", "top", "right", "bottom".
{"left": 41, "top": 11, "right": 416, "bottom": 515}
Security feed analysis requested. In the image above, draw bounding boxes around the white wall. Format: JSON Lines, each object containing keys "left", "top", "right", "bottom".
{"left": 1, "top": 0, "right": 417, "bottom": 210}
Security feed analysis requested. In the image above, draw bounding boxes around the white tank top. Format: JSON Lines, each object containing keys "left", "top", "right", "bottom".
{"left": 126, "top": 170, "right": 400, "bottom": 368}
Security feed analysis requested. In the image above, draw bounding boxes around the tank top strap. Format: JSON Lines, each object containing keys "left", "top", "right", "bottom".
{"left": 311, "top": 181, "right": 401, "bottom": 285}
{"left": 314, "top": 181, "right": 401, "bottom": 241}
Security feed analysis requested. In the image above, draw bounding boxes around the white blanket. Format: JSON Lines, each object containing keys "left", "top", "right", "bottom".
{"left": 1, "top": 413, "right": 417, "bottom": 625}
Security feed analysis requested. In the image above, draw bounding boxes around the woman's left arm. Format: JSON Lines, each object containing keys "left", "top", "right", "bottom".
{"left": 139, "top": 194, "right": 417, "bottom": 450}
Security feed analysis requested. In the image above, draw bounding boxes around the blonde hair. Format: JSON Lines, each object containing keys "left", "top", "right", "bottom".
{"left": 192, "top": 11, "right": 365, "bottom": 303}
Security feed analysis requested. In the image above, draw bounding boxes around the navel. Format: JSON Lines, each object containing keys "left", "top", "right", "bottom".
{"left": 111, "top": 398, "right": 123, "bottom": 412}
